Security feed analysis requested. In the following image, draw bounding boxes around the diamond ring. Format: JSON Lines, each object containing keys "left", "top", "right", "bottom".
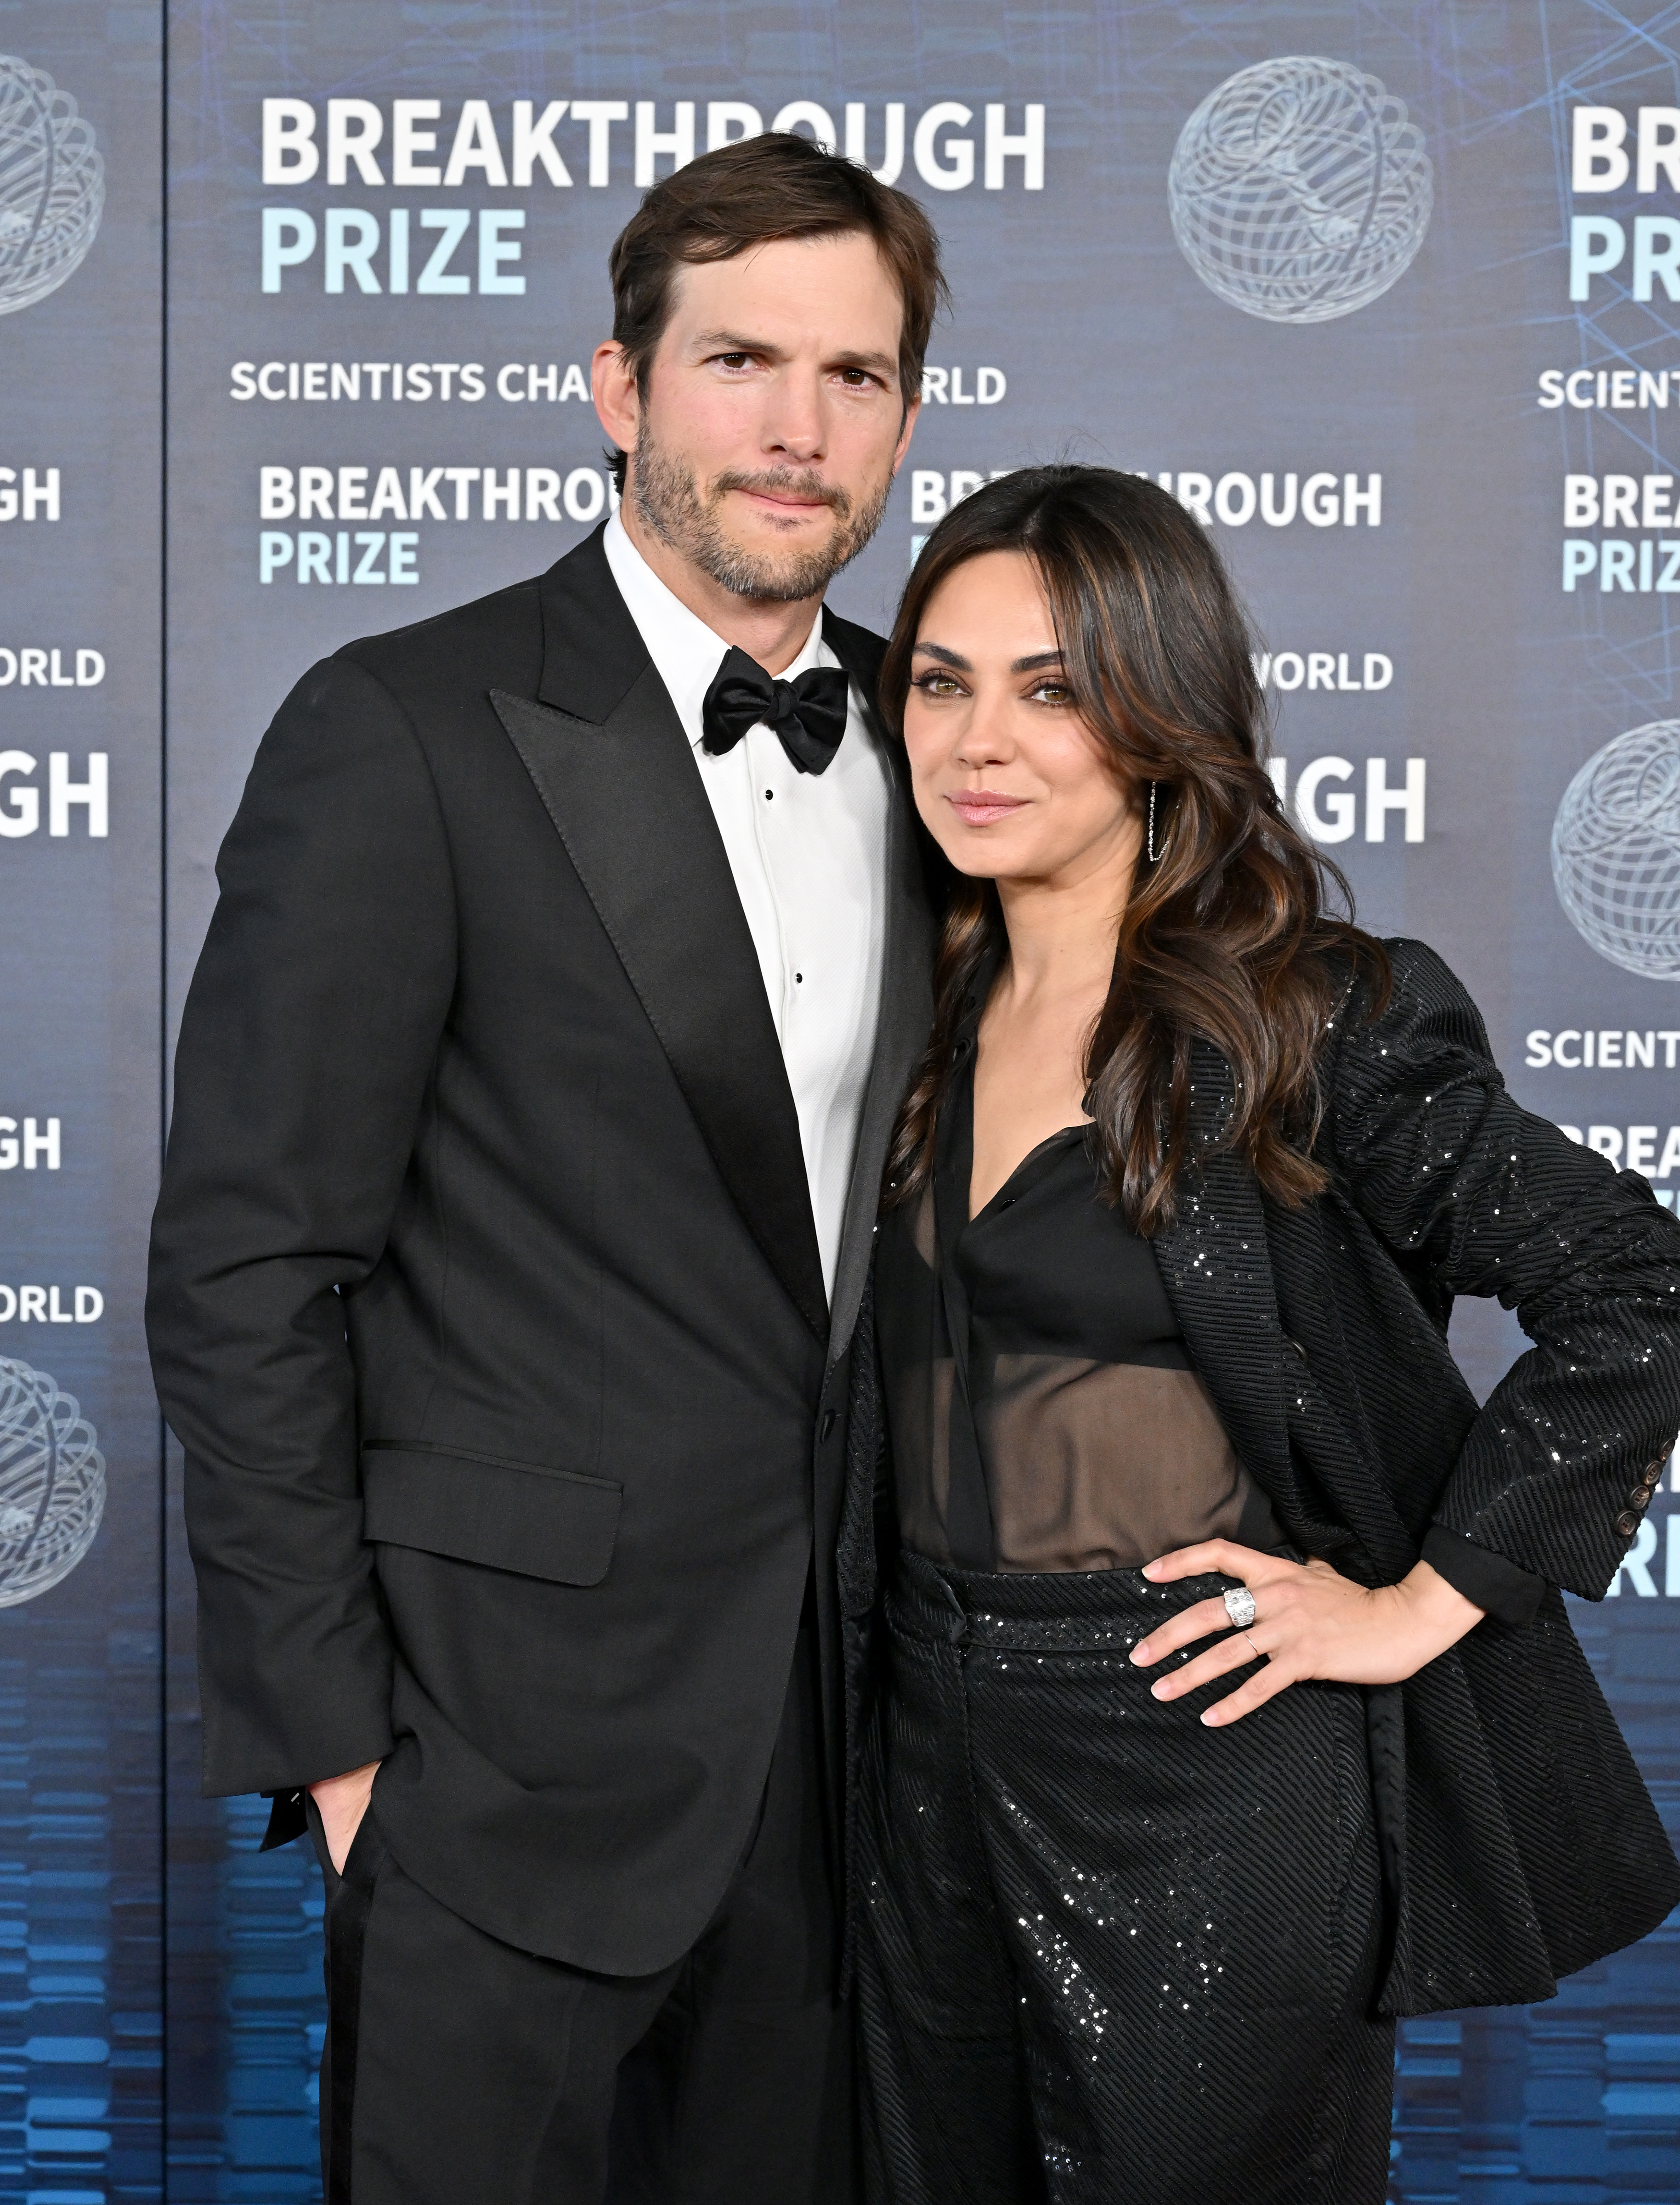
{"left": 1222, "top": 1585, "right": 1257, "bottom": 1631}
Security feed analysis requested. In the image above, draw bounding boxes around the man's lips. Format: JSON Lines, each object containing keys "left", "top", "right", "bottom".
{"left": 732, "top": 486, "right": 835, "bottom": 515}
{"left": 946, "top": 790, "right": 1029, "bottom": 826}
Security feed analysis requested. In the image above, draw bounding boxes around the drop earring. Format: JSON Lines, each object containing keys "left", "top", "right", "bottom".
{"left": 1147, "top": 779, "right": 1160, "bottom": 865}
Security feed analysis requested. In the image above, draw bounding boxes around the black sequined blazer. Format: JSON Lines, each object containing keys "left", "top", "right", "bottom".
{"left": 841, "top": 937, "right": 1680, "bottom": 2018}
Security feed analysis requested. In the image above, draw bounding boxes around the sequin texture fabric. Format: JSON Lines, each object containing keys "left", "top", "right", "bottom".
{"left": 855, "top": 1553, "right": 1395, "bottom": 2205}
{"left": 842, "top": 934, "right": 1680, "bottom": 2084}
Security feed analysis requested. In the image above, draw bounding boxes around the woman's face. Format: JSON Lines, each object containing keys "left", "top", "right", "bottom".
{"left": 901, "top": 549, "right": 1143, "bottom": 892}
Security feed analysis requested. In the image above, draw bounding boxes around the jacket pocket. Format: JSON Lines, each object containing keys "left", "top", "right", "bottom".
{"left": 360, "top": 1444, "right": 622, "bottom": 1587}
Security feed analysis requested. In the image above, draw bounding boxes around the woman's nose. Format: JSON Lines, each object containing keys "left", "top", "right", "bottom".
{"left": 954, "top": 689, "right": 1017, "bottom": 768}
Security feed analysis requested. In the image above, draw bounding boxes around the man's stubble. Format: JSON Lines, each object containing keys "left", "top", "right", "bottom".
{"left": 630, "top": 420, "right": 895, "bottom": 604}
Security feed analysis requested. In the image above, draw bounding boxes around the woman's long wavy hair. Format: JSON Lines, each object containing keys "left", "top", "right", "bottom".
{"left": 883, "top": 465, "right": 1389, "bottom": 1234}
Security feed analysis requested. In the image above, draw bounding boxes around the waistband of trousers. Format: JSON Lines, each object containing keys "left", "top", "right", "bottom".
{"left": 889, "top": 1545, "right": 1243, "bottom": 1652}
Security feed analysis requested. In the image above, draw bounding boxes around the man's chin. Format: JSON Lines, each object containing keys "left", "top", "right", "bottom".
{"left": 722, "top": 509, "right": 837, "bottom": 557}
{"left": 707, "top": 531, "right": 847, "bottom": 602}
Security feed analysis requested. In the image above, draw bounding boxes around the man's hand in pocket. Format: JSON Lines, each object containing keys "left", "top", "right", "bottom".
{"left": 308, "top": 1760, "right": 382, "bottom": 1874}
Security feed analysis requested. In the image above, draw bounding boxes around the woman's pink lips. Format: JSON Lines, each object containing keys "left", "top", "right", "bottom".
{"left": 946, "top": 791, "right": 1029, "bottom": 825}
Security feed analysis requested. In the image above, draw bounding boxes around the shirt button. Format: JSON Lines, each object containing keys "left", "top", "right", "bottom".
{"left": 1616, "top": 1509, "right": 1641, "bottom": 1538}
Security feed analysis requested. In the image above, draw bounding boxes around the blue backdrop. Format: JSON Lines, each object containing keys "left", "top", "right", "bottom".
{"left": 4, "top": 2, "right": 1680, "bottom": 2197}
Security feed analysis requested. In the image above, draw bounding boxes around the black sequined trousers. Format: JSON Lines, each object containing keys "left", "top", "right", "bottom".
{"left": 855, "top": 1552, "right": 1395, "bottom": 2205}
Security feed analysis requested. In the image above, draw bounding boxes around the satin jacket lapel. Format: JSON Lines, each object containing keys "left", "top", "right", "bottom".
{"left": 822, "top": 608, "right": 936, "bottom": 1367}
{"left": 1151, "top": 1041, "right": 1294, "bottom": 1508}
{"left": 490, "top": 529, "right": 827, "bottom": 1341}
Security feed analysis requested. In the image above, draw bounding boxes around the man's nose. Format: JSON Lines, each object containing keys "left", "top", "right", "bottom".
{"left": 761, "top": 369, "right": 826, "bottom": 463}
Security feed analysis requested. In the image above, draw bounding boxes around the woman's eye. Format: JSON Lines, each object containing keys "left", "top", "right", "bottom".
{"left": 912, "top": 671, "right": 964, "bottom": 697}
{"left": 1030, "top": 681, "right": 1074, "bottom": 706}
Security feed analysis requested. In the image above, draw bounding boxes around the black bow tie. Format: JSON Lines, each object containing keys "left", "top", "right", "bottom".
{"left": 700, "top": 647, "right": 850, "bottom": 777}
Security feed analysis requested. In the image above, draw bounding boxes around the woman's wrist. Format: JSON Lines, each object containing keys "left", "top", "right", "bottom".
{"left": 1386, "top": 1559, "right": 1485, "bottom": 1671}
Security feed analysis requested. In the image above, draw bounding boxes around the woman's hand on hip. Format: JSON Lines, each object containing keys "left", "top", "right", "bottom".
{"left": 1128, "top": 1542, "right": 1486, "bottom": 1726}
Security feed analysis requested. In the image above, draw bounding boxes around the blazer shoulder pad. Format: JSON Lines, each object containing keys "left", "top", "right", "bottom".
{"left": 1329, "top": 934, "right": 1500, "bottom": 1105}
{"left": 336, "top": 573, "right": 546, "bottom": 707}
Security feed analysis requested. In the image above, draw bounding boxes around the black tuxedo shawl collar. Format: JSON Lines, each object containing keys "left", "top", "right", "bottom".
{"left": 492, "top": 526, "right": 828, "bottom": 1340}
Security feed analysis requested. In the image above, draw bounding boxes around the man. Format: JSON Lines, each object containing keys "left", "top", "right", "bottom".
{"left": 147, "top": 131, "right": 942, "bottom": 2203}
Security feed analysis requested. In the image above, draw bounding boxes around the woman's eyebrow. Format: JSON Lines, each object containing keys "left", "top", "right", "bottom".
{"left": 913, "top": 645, "right": 1064, "bottom": 672}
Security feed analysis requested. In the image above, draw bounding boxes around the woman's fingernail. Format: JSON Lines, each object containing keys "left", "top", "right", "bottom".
{"left": 1142, "top": 1561, "right": 1163, "bottom": 1578}
{"left": 1150, "top": 1679, "right": 1171, "bottom": 1699}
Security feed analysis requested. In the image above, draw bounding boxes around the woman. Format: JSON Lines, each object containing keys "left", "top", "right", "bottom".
{"left": 846, "top": 465, "right": 1680, "bottom": 2205}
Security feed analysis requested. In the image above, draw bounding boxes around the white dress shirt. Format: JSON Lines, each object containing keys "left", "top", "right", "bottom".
{"left": 603, "top": 512, "right": 890, "bottom": 1301}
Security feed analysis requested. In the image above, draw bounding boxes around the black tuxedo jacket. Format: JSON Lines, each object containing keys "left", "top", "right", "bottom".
{"left": 147, "top": 524, "right": 936, "bottom": 1974}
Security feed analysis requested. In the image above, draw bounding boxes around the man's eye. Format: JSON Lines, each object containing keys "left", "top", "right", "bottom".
{"left": 716, "top": 352, "right": 752, "bottom": 370}
{"left": 838, "top": 368, "right": 872, "bottom": 387}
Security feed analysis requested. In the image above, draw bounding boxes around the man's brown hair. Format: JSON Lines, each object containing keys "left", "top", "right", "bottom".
{"left": 605, "top": 131, "right": 948, "bottom": 490}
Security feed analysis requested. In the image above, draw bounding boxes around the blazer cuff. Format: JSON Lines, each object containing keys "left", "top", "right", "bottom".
{"left": 1422, "top": 1523, "right": 1547, "bottom": 1628}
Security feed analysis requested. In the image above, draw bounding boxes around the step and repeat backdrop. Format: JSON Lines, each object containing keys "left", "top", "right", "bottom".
{"left": 6, "top": 0, "right": 1680, "bottom": 2196}
{"left": 1, "top": 6, "right": 164, "bottom": 2199}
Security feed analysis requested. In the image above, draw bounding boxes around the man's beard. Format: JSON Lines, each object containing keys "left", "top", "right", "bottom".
{"left": 631, "top": 425, "right": 893, "bottom": 603}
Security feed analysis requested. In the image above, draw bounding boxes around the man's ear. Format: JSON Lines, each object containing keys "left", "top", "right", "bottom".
{"left": 593, "top": 341, "right": 639, "bottom": 458}
{"left": 890, "top": 394, "right": 922, "bottom": 478}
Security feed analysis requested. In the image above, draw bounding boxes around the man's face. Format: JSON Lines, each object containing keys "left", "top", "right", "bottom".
{"left": 605, "top": 232, "right": 919, "bottom": 603}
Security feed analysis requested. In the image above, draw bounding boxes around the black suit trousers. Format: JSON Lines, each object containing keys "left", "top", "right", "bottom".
{"left": 309, "top": 1618, "right": 855, "bottom": 2205}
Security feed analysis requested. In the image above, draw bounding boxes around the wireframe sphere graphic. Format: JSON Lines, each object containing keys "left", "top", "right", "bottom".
{"left": 1169, "top": 56, "right": 1432, "bottom": 324}
{"left": 0, "top": 54, "right": 105, "bottom": 317}
{"left": 0, "top": 1359, "right": 105, "bottom": 1606}
{"left": 1551, "top": 722, "right": 1680, "bottom": 981}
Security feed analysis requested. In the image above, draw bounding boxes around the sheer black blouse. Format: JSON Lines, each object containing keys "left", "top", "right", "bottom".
{"left": 876, "top": 1046, "right": 1282, "bottom": 1575}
